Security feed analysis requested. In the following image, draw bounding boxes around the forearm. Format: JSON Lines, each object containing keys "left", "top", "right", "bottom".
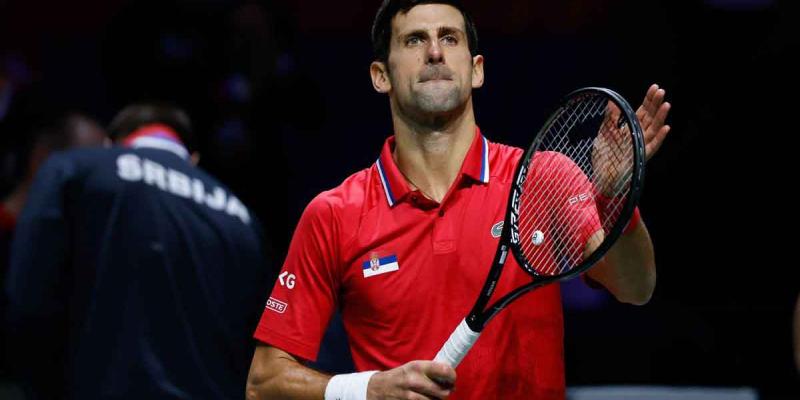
{"left": 587, "top": 219, "right": 656, "bottom": 305}
{"left": 246, "top": 344, "right": 457, "bottom": 400}
{"left": 246, "top": 345, "right": 331, "bottom": 400}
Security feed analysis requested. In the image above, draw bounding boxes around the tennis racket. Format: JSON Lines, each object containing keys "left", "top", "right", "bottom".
{"left": 433, "top": 87, "right": 646, "bottom": 367}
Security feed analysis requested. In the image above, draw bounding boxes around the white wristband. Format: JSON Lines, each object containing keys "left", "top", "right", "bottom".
{"left": 324, "top": 371, "right": 379, "bottom": 400}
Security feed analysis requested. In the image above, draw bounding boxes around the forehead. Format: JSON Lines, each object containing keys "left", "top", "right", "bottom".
{"left": 391, "top": 4, "right": 466, "bottom": 36}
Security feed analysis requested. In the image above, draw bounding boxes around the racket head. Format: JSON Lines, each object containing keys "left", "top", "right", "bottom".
{"left": 507, "top": 87, "right": 645, "bottom": 280}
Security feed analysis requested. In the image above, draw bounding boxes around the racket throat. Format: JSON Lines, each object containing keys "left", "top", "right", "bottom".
{"left": 467, "top": 244, "right": 510, "bottom": 331}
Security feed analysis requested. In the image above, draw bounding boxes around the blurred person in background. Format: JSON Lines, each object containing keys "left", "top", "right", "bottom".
{"left": 0, "top": 109, "right": 107, "bottom": 397}
{"left": 4, "top": 104, "right": 270, "bottom": 399}
{"left": 1, "top": 110, "right": 107, "bottom": 289}
{"left": 102, "top": 0, "right": 313, "bottom": 265}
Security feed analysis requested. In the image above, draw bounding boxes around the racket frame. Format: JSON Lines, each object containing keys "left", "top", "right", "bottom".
{"left": 464, "top": 87, "right": 646, "bottom": 332}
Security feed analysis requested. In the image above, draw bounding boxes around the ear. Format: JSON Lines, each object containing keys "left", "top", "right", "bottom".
{"left": 471, "top": 55, "right": 484, "bottom": 89}
{"left": 190, "top": 152, "right": 201, "bottom": 166}
{"left": 370, "top": 61, "right": 392, "bottom": 93}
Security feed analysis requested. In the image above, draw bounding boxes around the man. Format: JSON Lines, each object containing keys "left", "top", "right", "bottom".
{"left": 5, "top": 104, "right": 269, "bottom": 399}
{"left": 246, "top": 1, "right": 671, "bottom": 399}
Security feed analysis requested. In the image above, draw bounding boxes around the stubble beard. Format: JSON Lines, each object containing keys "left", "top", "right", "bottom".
{"left": 403, "top": 83, "right": 468, "bottom": 130}
{"left": 414, "top": 82, "right": 461, "bottom": 113}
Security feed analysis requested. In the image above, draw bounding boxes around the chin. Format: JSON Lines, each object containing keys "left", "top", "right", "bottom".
{"left": 415, "top": 91, "right": 463, "bottom": 114}
{"left": 422, "top": 104, "right": 459, "bottom": 114}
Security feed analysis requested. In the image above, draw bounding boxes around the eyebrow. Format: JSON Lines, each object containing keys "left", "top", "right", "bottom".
{"left": 399, "top": 25, "right": 465, "bottom": 40}
{"left": 437, "top": 26, "right": 463, "bottom": 38}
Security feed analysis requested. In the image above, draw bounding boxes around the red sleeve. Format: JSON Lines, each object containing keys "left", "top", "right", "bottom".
{"left": 559, "top": 159, "right": 602, "bottom": 248}
{"left": 544, "top": 152, "right": 602, "bottom": 261}
{"left": 253, "top": 193, "right": 341, "bottom": 361}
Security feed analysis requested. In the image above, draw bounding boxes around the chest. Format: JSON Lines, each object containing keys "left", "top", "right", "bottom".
{"left": 339, "top": 182, "right": 519, "bottom": 320}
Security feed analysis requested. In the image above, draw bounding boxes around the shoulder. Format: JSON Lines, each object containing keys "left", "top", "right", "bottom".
{"left": 487, "top": 140, "right": 524, "bottom": 182}
{"left": 530, "top": 150, "right": 580, "bottom": 171}
{"left": 33, "top": 147, "right": 117, "bottom": 183}
{"left": 47, "top": 147, "right": 114, "bottom": 167}
{"left": 304, "top": 167, "right": 373, "bottom": 223}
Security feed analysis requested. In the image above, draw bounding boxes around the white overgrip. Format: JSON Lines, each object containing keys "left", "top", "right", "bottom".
{"left": 433, "top": 319, "right": 481, "bottom": 368}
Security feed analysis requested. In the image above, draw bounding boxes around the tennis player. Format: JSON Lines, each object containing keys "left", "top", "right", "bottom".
{"left": 246, "top": 1, "right": 671, "bottom": 399}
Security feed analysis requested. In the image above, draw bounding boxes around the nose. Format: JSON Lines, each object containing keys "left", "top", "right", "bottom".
{"left": 426, "top": 40, "right": 444, "bottom": 64}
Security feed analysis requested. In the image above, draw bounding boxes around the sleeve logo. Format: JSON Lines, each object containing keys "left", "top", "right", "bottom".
{"left": 567, "top": 193, "right": 591, "bottom": 206}
{"left": 278, "top": 271, "right": 296, "bottom": 289}
{"left": 266, "top": 297, "right": 288, "bottom": 314}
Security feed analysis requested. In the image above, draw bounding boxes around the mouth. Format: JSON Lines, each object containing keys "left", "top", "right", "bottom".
{"left": 418, "top": 67, "right": 453, "bottom": 83}
{"left": 419, "top": 78, "right": 452, "bottom": 83}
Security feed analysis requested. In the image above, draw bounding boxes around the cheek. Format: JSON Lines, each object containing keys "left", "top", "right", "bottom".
{"left": 388, "top": 58, "right": 418, "bottom": 84}
{"left": 459, "top": 67, "right": 474, "bottom": 88}
{"left": 450, "top": 53, "right": 475, "bottom": 84}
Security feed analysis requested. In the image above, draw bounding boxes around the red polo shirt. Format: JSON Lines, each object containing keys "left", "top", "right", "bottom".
{"left": 256, "top": 128, "right": 568, "bottom": 399}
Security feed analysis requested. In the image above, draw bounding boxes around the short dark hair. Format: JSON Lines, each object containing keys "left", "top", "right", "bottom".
{"left": 108, "top": 103, "right": 196, "bottom": 153}
{"left": 371, "top": 0, "right": 479, "bottom": 63}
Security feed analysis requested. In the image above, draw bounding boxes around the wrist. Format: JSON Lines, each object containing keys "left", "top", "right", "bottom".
{"left": 324, "top": 371, "right": 379, "bottom": 400}
{"left": 595, "top": 192, "right": 640, "bottom": 236}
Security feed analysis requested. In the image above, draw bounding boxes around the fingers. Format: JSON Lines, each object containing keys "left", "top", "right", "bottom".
{"left": 406, "top": 361, "right": 456, "bottom": 399}
{"left": 646, "top": 83, "right": 659, "bottom": 103}
{"left": 368, "top": 361, "right": 457, "bottom": 400}
{"left": 645, "top": 84, "right": 662, "bottom": 111}
{"left": 643, "top": 101, "right": 670, "bottom": 141}
{"left": 422, "top": 361, "right": 457, "bottom": 387}
{"left": 645, "top": 125, "right": 670, "bottom": 161}
{"left": 638, "top": 83, "right": 672, "bottom": 161}
{"left": 639, "top": 84, "right": 666, "bottom": 131}
{"left": 652, "top": 101, "right": 671, "bottom": 131}
{"left": 637, "top": 84, "right": 659, "bottom": 120}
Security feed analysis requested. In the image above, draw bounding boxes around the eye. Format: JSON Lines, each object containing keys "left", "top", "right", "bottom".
{"left": 441, "top": 35, "right": 458, "bottom": 45}
{"left": 406, "top": 36, "right": 423, "bottom": 46}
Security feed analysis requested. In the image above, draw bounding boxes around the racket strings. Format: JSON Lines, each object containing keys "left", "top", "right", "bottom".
{"left": 518, "top": 107, "right": 597, "bottom": 225}
{"left": 519, "top": 136, "right": 596, "bottom": 275}
{"left": 593, "top": 111, "right": 635, "bottom": 195}
{"left": 518, "top": 99, "right": 606, "bottom": 275}
{"left": 524, "top": 139, "right": 600, "bottom": 274}
{"left": 591, "top": 104, "right": 636, "bottom": 226}
{"left": 516, "top": 95, "right": 635, "bottom": 276}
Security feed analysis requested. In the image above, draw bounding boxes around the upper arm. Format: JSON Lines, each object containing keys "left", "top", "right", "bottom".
{"left": 252, "top": 193, "right": 343, "bottom": 361}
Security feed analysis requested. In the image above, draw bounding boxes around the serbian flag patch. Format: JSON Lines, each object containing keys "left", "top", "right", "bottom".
{"left": 362, "top": 253, "right": 399, "bottom": 278}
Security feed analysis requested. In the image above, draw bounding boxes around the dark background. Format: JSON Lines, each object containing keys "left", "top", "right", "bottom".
{"left": 1, "top": 0, "right": 797, "bottom": 398}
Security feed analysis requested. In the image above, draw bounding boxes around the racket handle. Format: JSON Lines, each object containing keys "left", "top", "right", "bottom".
{"left": 433, "top": 319, "right": 481, "bottom": 368}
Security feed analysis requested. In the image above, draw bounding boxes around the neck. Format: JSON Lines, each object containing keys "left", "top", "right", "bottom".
{"left": 390, "top": 98, "right": 476, "bottom": 203}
